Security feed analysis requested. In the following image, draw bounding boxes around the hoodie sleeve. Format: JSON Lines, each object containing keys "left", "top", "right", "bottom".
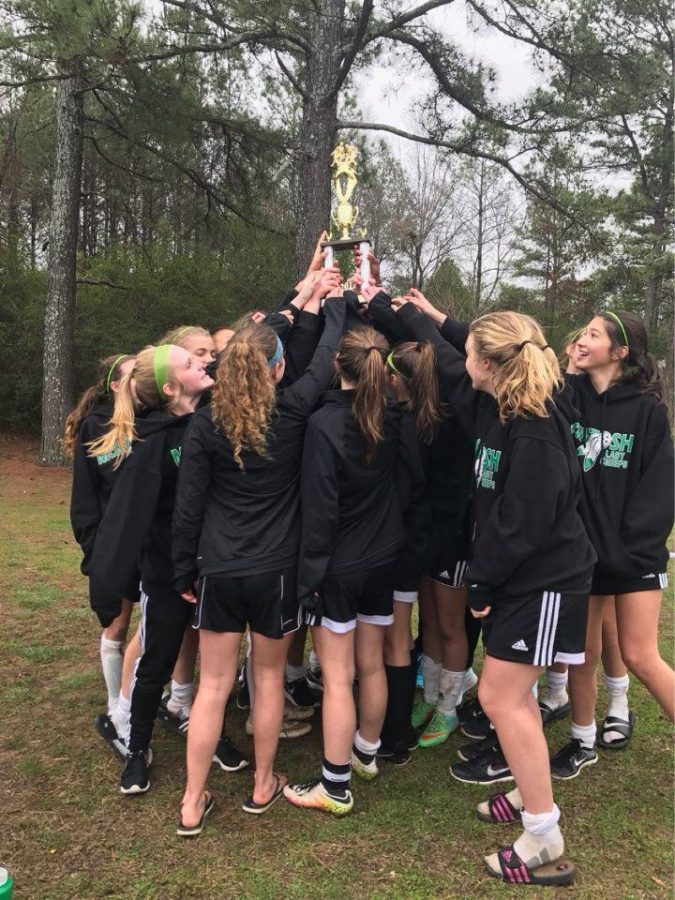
{"left": 281, "top": 310, "right": 323, "bottom": 387}
{"left": 88, "top": 444, "right": 163, "bottom": 627}
{"left": 619, "top": 408, "right": 674, "bottom": 574}
{"left": 439, "top": 317, "right": 470, "bottom": 352}
{"left": 368, "top": 291, "right": 408, "bottom": 343}
{"left": 172, "top": 414, "right": 213, "bottom": 593}
{"left": 394, "top": 414, "right": 431, "bottom": 576}
{"left": 70, "top": 435, "right": 103, "bottom": 575}
{"left": 264, "top": 310, "right": 294, "bottom": 344}
{"left": 465, "top": 435, "right": 573, "bottom": 591}
{"left": 297, "top": 416, "right": 342, "bottom": 607}
{"left": 284, "top": 298, "right": 346, "bottom": 418}
{"left": 396, "top": 302, "right": 485, "bottom": 440}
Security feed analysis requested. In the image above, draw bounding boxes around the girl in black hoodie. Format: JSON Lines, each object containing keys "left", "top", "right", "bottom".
{"left": 550, "top": 311, "right": 674, "bottom": 779}
{"left": 394, "top": 295, "right": 595, "bottom": 887}
{"left": 283, "top": 325, "right": 424, "bottom": 817}
{"left": 87, "top": 342, "right": 215, "bottom": 796}
{"left": 171, "top": 282, "right": 344, "bottom": 834}
{"left": 67, "top": 353, "right": 138, "bottom": 754}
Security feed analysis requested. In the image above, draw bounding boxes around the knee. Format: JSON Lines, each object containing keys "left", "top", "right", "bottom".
{"left": 478, "top": 679, "right": 499, "bottom": 718}
{"left": 619, "top": 644, "right": 653, "bottom": 679}
{"left": 324, "top": 666, "right": 355, "bottom": 691}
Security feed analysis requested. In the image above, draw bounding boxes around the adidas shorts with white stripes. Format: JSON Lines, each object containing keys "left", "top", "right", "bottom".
{"left": 481, "top": 589, "right": 589, "bottom": 667}
{"left": 590, "top": 570, "right": 669, "bottom": 596}
{"left": 429, "top": 559, "right": 469, "bottom": 589}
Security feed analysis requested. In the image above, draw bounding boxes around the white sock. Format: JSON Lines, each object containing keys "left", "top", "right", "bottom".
{"left": 542, "top": 669, "right": 568, "bottom": 709}
{"left": 571, "top": 720, "right": 596, "bottom": 749}
{"left": 514, "top": 805, "right": 563, "bottom": 867}
{"left": 167, "top": 680, "right": 195, "bottom": 716}
{"left": 286, "top": 663, "right": 306, "bottom": 683}
{"left": 603, "top": 674, "right": 630, "bottom": 742}
{"left": 422, "top": 656, "right": 441, "bottom": 705}
{"left": 354, "top": 730, "right": 380, "bottom": 756}
{"left": 309, "top": 648, "right": 320, "bottom": 674}
{"left": 437, "top": 669, "right": 466, "bottom": 714}
{"left": 115, "top": 691, "right": 131, "bottom": 743}
{"left": 100, "top": 637, "right": 123, "bottom": 718}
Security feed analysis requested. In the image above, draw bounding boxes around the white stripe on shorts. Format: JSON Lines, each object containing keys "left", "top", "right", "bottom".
{"left": 534, "top": 591, "right": 561, "bottom": 667}
{"left": 658, "top": 573, "right": 668, "bottom": 589}
{"left": 393, "top": 590, "right": 418, "bottom": 604}
{"left": 357, "top": 613, "right": 395, "bottom": 627}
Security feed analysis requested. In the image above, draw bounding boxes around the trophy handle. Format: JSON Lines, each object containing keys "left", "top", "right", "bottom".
{"left": 359, "top": 240, "right": 371, "bottom": 284}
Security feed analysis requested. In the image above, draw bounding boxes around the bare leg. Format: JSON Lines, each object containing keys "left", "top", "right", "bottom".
{"left": 312, "top": 625, "right": 356, "bottom": 765}
{"left": 251, "top": 631, "right": 293, "bottom": 803}
{"left": 384, "top": 601, "right": 413, "bottom": 667}
{"left": 355, "top": 622, "right": 387, "bottom": 743}
{"left": 480, "top": 656, "right": 551, "bottom": 814}
{"left": 287, "top": 625, "right": 308, "bottom": 667}
{"left": 433, "top": 583, "right": 468, "bottom": 672}
{"left": 601, "top": 598, "right": 627, "bottom": 678}
{"left": 181, "top": 630, "right": 241, "bottom": 828}
{"left": 172, "top": 622, "right": 198, "bottom": 684}
{"left": 568, "top": 595, "right": 608, "bottom": 728}
{"left": 615, "top": 591, "right": 675, "bottom": 721}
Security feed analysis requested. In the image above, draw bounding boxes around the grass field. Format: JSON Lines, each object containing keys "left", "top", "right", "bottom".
{"left": 0, "top": 432, "right": 673, "bottom": 900}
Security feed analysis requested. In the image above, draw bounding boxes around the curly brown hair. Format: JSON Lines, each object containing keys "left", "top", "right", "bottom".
{"left": 211, "top": 324, "right": 279, "bottom": 470}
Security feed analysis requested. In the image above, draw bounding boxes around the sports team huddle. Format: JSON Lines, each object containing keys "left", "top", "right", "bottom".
{"left": 66, "top": 238, "right": 674, "bottom": 886}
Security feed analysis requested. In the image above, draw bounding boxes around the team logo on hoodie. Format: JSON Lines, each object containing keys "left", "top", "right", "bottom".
{"left": 170, "top": 447, "right": 182, "bottom": 467}
{"left": 474, "top": 439, "right": 502, "bottom": 490}
{"left": 571, "top": 423, "right": 634, "bottom": 471}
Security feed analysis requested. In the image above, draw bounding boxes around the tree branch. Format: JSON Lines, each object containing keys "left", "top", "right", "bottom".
{"left": 359, "top": 0, "right": 454, "bottom": 47}
{"left": 326, "top": 0, "right": 374, "bottom": 103}
{"left": 275, "top": 51, "right": 309, "bottom": 101}
{"left": 76, "top": 278, "right": 130, "bottom": 290}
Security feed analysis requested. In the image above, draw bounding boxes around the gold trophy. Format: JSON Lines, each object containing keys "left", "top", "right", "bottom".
{"left": 322, "top": 143, "right": 371, "bottom": 292}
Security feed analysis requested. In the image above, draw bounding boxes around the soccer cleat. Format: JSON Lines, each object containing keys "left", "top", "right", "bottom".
{"left": 419, "top": 708, "right": 458, "bottom": 748}
{"left": 411, "top": 694, "right": 435, "bottom": 729}
{"left": 213, "top": 736, "right": 249, "bottom": 772}
{"left": 283, "top": 778, "right": 354, "bottom": 816}
{"left": 351, "top": 752, "right": 379, "bottom": 780}
{"left": 457, "top": 732, "right": 500, "bottom": 763}
{"left": 450, "top": 748, "right": 513, "bottom": 785}
{"left": 285, "top": 677, "right": 321, "bottom": 709}
{"left": 94, "top": 712, "right": 128, "bottom": 761}
{"left": 156, "top": 696, "right": 190, "bottom": 736}
{"left": 550, "top": 739, "right": 598, "bottom": 780}
{"left": 120, "top": 750, "right": 151, "bottom": 795}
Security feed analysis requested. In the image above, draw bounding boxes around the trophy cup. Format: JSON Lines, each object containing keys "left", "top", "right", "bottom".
{"left": 322, "top": 143, "right": 371, "bottom": 293}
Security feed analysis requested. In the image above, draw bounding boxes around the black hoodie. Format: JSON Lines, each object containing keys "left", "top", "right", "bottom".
{"left": 397, "top": 303, "right": 596, "bottom": 603}
{"left": 88, "top": 410, "right": 191, "bottom": 627}
{"left": 171, "top": 298, "right": 347, "bottom": 592}
{"left": 70, "top": 402, "right": 116, "bottom": 575}
{"left": 297, "top": 389, "right": 425, "bottom": 606}
{"left": 564, "top": 374, "right": 673, "bottom": 580}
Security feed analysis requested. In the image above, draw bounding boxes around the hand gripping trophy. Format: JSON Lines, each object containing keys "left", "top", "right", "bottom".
{"left": 321, "top": 143, "right": 372, "bottom": 296}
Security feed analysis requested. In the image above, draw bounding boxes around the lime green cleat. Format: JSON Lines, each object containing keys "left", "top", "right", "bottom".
{"left": 411, "top": 694, "right": 436, "bottom": 729}
{"left": 419, "top": 708, "right": 458, "bottom": 748}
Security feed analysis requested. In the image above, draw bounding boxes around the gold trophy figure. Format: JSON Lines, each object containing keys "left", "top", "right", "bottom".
{"left": 322, "top": 143, "right": 371, "bottom": 292}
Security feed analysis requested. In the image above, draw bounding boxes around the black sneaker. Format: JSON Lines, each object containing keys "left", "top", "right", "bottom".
{"left": 305, "top": 668, "right": 324, "bottom": 693}
{"left": 377, "top": 742, "right": 412, "bottom": 767}
{"left": 458, "top": 698, "right": 494, "bottom": 741}
{"left": 156, "top": 697, "right": 190, "bottom": 736}
{"left": 550, "top": 739, "right": 598, "bottom": 780}
{"left": 213, "top": 736, "right": 249, "bottom": 772}
{"left": 236, "top": 663, "right": 251, "bottom": 710}
{"left": 450, "top": 748, "right": 513, "bottom": 785}
{"left": 285, "top": 677, "right": 321, "bottom": 709}
{"left": 457, "top": 732, "right": 500, "bottom": 763}
{"left": 120, "top": 750, "right": 151, "bottom": 795}
{"left": 94, "top": 712, "right": 128, "bottom": 761}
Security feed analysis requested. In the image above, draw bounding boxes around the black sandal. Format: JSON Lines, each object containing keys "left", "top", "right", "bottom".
{"left": 596, "top": 712, "right": 635, "bottom": 750}
{"left": 177, "top": 792, "right": 215, "bottom": 837}
{"left": 242, "top": 774, "right": 286, "bottom": 815}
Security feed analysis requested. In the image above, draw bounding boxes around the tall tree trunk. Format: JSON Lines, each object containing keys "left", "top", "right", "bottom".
{"left": 39, "top": 65, "right": 84, "bottom": 466}
{"left": 293, "top": 0, "right": 345, "bottom": 279}
{"left": 474, "top": 161, "right": 485, "bottom": 314}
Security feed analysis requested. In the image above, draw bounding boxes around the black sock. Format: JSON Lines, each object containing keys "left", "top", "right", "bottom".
{"left": 321, "top": 758, "right": 351, "bottom": 796}
{"left": 465, "top": 606, "right": 482, "bottom": 671}
{"left": 380, "top": 662, "right": 415, "bottom": 751}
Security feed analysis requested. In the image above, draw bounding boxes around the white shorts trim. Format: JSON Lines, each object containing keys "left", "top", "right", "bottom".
{"left": 554, "top": 651, "right": 585, "bottom": 665}
{"left": 658, "top": 573, "right": 668, "bottom": 589}
{"left": 357, "top": 613, "right": 394, "bottom": 626}
{"left": 393, "top": 590, "right": 418, "bottom": 604}
{"left": 309, "top": 614, "right": 357, "bottom": 634}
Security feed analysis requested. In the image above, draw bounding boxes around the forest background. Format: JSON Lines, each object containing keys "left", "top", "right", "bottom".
{"left": 0, "top": 0, "right": 672, "bottom": 464}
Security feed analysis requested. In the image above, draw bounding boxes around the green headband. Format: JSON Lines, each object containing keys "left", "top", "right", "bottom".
{"left": 154, "top": 345, "right": 173, "bottom": 402}
{"left": 105, "top": 354, "right": 129, "bottom": 396}
{"left": 386, "top": 351, "right": 409, "bottom": 380}
{"left": 604, "top": 311, "right": 629, "bottom": 349}
{"left": 175, "top": 326, "right": 196, "bottom": 340}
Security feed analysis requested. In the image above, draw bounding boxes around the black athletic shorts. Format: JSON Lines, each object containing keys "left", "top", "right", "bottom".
{"left": 305, "top": 563, "right": 395, "bottom": 633}
{"left": 481, "top": 589, "right": 589, "bottom": 667}
{"left": 429, "top": 558, "right": 469, "bottom": 589}
{"left": 591, "top": 569, "right": 669, "bottom": 596}
{"left": 195, "top": 568, "right": 302, "bottom": 639}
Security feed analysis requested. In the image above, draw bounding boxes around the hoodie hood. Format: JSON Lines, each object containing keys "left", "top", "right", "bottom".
{"left": 134, "top": 408, "right": 192, "bottom": 437}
